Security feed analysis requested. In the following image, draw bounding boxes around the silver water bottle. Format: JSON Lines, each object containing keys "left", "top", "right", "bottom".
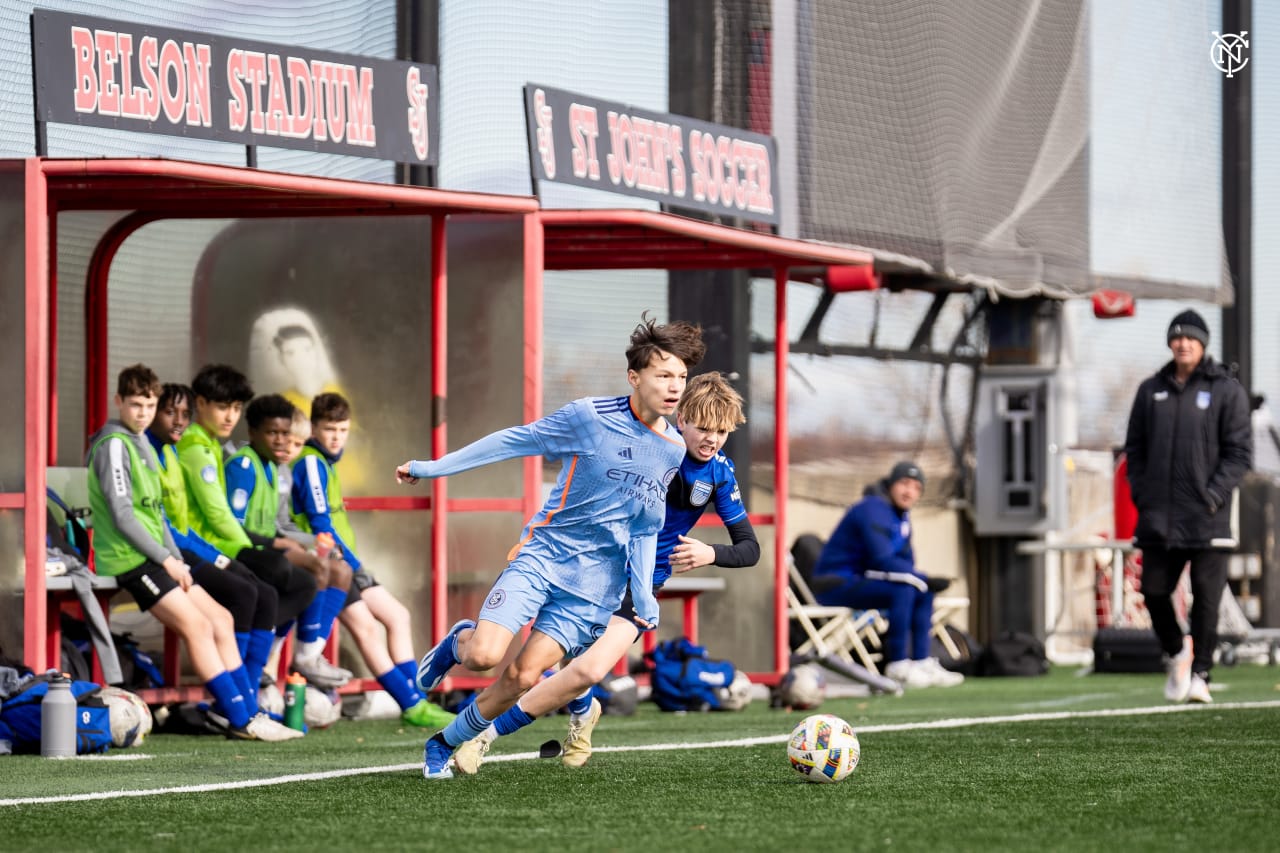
{"left": 40, "top": 671, "right": 77, "bottom": 757}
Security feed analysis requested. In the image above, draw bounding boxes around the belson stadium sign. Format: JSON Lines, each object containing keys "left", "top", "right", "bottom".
{"left": 31, "top": 8, "right": 438, "bottom": 164}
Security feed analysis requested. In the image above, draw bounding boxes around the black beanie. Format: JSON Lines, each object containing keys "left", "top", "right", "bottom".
{"left": 1167, "top": 310, "right": 1209, "bottom": 347}
{"left": 887, "top": 461, "right": 925, "bottom": 487}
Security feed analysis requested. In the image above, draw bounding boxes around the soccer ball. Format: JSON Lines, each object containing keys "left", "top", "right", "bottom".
{"left": 778, "top": 664, "right": 827, "bottom": 710}
{"left": 717, "top": 670, "right": 753, "bottom": 711}
{"left": 787, "top": 713, "right": 860, "bottom": 783}
{"left": 303, "top": 685, "right": 342, "bottom": 729}
{"left": 99, "top": 686, "right": 153, "bottom": 747}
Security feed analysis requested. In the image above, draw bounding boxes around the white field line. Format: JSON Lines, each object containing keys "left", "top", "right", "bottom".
{"left": 4, "top": 699, "right": 1278, "bottom": 807}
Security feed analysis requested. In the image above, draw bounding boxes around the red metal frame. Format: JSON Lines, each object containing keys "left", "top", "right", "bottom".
{"left": 536, "top": 209, "right": 872, "bottom": 684}
{"left": 18, "top": 159, "right": 537, "bottom": 692}
{"left": 17, "top": 158, "right": 874, "bottom": 695}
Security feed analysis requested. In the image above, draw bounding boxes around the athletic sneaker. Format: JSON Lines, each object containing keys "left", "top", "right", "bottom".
{"left": 453, "top": 734, "right": 492, "bottom": 776}
{"left": 915, "top": 657, "right": 964, "bottom": 688}
{"left": 401, "top": 698, "right": 457, "bottom": 728}
{"left": 1164, "top": 639, "right": 1193, "bottom": 703}
{"left": 423, "top": 734, "right": 455, "bottom": 780}
{"left": 1187, "top": 673, "right": 1213, "bottom": 704}
{"left": 562, "top": 698, "right": 602, "bottom": 768}
{"left": 416, "top": 619, "right": 475, "bottom": 692}
{"left": 884, "top": 659, "right": 936, "bottom": 689}
{"left": 293, "top": 654, "right": 353, "bottom": 690}
{"left": 204, "top": 709, "right": 251, "bottom": 739}
{"left": 246, "top": 713, "right": 305, "bottom": 741}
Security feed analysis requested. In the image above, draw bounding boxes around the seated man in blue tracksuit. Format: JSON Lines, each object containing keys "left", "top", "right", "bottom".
{"left": 812, "top": 461, "right": 962, "bottom": 689}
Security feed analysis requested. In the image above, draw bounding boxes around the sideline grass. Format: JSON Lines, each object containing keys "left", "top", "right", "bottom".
{"left": 3, "top": 666, "right": 1279, "bottom": 852}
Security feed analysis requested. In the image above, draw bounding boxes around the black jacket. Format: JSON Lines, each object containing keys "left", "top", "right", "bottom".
{"left": 1123, "top": 356, "right": 1252, "bottom": 548}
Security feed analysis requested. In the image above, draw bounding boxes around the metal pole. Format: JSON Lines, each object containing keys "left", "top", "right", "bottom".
{"left": 1220, "top": 0, "right": 1252, "bottom": 392}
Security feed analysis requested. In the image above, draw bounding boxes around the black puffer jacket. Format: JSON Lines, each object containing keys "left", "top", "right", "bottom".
{"left": 1123, "top": 356, "right": 1252, "bottom": 548}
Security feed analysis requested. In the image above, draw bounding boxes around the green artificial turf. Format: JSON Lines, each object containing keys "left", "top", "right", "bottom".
{"left": 3, "top": 666, "right": 1278, "bottom": 852}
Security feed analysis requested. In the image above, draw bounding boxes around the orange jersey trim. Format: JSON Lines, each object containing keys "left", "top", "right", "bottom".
{"left": 507, "top": 455, "right": 579, "bottom": 562}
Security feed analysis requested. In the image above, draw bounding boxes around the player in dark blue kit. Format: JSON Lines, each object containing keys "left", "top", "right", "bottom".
{"left": 450, "top": 371, "right": 759, "bottom": 774}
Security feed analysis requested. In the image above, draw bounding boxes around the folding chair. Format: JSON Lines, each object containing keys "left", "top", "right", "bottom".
{"left": 787, "top": 535, "right": 887, "bottom": 673}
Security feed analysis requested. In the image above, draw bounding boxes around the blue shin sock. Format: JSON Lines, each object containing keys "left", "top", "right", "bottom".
{"left": 319, "top": 586, "right": 347, "bottom": 638}
{"left": 235, "top": 631, "right": 250, "bottom": 660}
{"left": 376, "top": 668, "right": 423, "bottom": 711}
{"left": 206, "top": 671, "right": 250, "bottom": 729}
{"left": 493, "top": 701, "right": 536, "bottom": 736}
{"left": 442, "top": 701, "right": 492, "bottom": 747}
{"left": 566, "top": 687, "right": 593, "bottom": 717}
{"left": 296, "top": 596, "right": 325, "bottom": 644}
{"left": 395, "top": 659, "right": 418, "bottom": 686}
{"left": 245, "top": 629, "right": 274, "bottom": 684}
{"left": 233, "top": 665, "right": 259, "bottom": 716}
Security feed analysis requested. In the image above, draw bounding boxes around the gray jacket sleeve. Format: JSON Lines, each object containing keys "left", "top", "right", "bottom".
{"left": 91, "top": 436, "right": 178, "bottom": 565}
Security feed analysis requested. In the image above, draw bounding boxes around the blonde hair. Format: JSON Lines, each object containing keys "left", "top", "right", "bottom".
{"left": 677, "top": 372, "right": 746, "bottom": 433}
{"left": 289, "top": 407, "right": 312, "bottom": 441}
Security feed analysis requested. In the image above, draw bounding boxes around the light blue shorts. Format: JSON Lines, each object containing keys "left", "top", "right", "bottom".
{"left": 478, "top": 561, "right": 613, "bottom": 657}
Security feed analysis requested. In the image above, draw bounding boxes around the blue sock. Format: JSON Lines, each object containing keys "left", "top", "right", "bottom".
{"left": 395, "top": 659, "right": 419, "bottom": 686}
{"left": 296, "top": 596, "right": 325, "bottom": 643}
{"left": 233, "top": 665, "right": 259, "bottom": 716}
{"left": 566, "top": 687, "right": 593, "bottom": 717}
{"left": 206, "top": 671, "right": 250, "bottom": 729}
{"left": 319, "top": 587, "right": 347, "bottom": 638}
{"left": 442, "top": 701, "right": 492, "bottom": 747}
{"left": 376, "top": 668, "right": 423, "bottom": 711}
{"left": 275, "top": 620, "right": 294, "bottom": 638}
{"left": 245, "top": 629, "right": 274, "bottom": 684}
{"left": 493, "top": 701, "right": 535, "bottom": 736}
{"left": 235, "top": 631, "right": 250, "bottom": 659}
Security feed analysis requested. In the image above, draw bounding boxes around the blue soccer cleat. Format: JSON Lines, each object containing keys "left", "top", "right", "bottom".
{"left": 416, "top": 619, "right": 475, "bottom": 693}
{"left": 423, "top": 734, "right": 455, "bottom": 780}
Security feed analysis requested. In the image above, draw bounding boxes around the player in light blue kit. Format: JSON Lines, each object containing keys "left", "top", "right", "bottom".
{"left": 450, "top": 371, "right": 759, "bottom": 774}
{"left": 395, "top": 315, "right": 706, "bottom": 779}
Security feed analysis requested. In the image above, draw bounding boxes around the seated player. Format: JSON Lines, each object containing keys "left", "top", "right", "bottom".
{"left": 225, "top": 394, "right": 354, "bottom": 689}
{"left": 87, "top": 364, "right": 298, "bottom": 741}
{"left": 291, "top": 392, "right": 454, "bottom": 728}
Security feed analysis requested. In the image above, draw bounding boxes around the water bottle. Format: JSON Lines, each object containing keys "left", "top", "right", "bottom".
{"left": 41, "top": 671, "right": 77, "bottom": 758}
{"left": 284, "top": 672, "right": 307, "bottom": 731}
{"left": 314, "top": 532, "right": 335, "bottom": 560}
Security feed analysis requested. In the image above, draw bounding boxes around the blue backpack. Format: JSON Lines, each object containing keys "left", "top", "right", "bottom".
{"left": 647, "top": 637, "right": 736, "bottom": 712}
{"left": 0, "top": 675, "right": 113, "bottom": 754}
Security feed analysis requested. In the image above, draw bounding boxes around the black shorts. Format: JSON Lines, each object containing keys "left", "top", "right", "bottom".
{"left": 345, "top": 569, "right": 379, "bottom": 607}
{"left": 115, "top": 559, "right": 179, "bottom": 611}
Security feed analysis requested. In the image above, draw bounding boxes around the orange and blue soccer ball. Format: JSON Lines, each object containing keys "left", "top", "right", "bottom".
{"left": 787, "top": 713, "right": 860, "bottom": 783}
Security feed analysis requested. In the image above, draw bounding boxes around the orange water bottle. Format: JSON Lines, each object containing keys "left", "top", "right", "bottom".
{"left": 314, "top": 532, "right": 335, "bottom": 560}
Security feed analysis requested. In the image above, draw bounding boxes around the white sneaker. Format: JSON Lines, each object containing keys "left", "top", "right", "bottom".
{"left": 246, "top": 713, "right": 305, "bottom": 741}
{"left": 293, "top": 655, "right": 353, "bottom": 689}
{"left": 1164, "top": 640, "right": 1192, "bottom": 703}
{"left": 1186, "top": 674, "right": 1212, "bottom": 704}
{"left": 916, "top": 657, "right": 964, "bottom": 687}
{"left": 453, "top": 734, "right": 492, "bottom": 776}
{"left": 884, "top": 659, "right": 934, "bottom": 689}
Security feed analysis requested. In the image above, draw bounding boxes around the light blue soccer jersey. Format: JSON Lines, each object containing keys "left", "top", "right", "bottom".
{"left": 406, "top": 396, "right": 686, "bottom": 623}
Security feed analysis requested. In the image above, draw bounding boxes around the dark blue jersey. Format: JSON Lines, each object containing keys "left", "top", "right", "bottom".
{"left": 654, "top": 450, "right": 748, "bottom": 586}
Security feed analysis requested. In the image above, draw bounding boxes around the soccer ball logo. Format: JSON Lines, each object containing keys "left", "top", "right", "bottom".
{"left": 787, "top": 713, "right": 860, "bottom": 783}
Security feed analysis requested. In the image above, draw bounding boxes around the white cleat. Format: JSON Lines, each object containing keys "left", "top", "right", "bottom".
{"left": 562, "top": 698, "right": 602, "bottom": 768}
{"left": 453, "top": 734, "right": 493, "bottom": 776}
